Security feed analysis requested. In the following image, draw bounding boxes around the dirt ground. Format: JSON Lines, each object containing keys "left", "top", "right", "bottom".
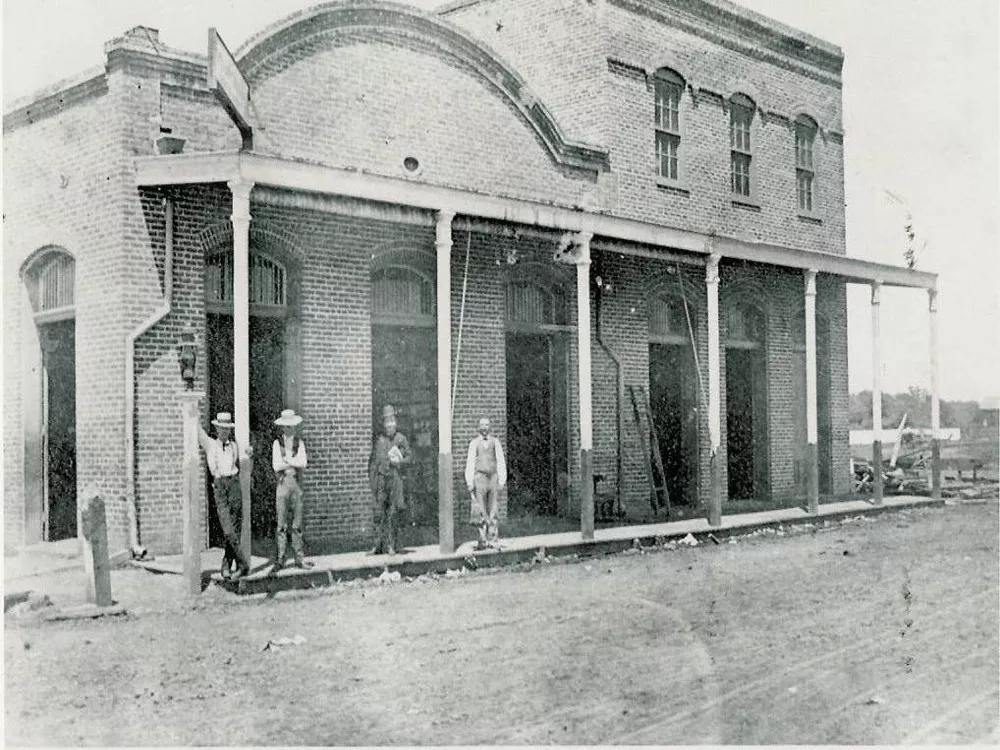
{"left": 5, "top": 502, "right": 998, "bottom": 745}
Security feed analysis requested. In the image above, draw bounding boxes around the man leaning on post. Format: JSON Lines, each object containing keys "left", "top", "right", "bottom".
{"left": 198, "top": 412, "right": 253, "bottom": 581}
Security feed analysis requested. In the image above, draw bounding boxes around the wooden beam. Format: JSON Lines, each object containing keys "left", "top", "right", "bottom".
{"left": 208, "top": 29, "right": 255, "bottom": 149}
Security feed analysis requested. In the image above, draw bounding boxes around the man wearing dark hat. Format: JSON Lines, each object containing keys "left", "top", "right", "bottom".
{"left": 368, "top": 405, "right": 412, "bottom": 555}
{"left": 198, "top": 412, "right": 252, "bottom": 580}
{"left": 464, "top": 417, "right": 508, "bottom": 550}
{"left": 271, "top": 408, "right": 313, "bottom": 571}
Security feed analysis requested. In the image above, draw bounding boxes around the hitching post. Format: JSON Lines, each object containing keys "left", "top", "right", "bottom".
{"left": 80, "top": 492, "right": 113, "bottom": 607}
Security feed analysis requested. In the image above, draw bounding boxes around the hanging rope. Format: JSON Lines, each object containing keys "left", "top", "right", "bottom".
{"left": 451, "top": 228, "right": 473, "bottom": 415}
{"left": 676, "top": 263, "right": 709, "bottom": 413}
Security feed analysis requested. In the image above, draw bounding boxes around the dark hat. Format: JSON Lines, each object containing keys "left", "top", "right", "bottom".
{"left": 382, "top": 405, "right": 397, "bottom": 420}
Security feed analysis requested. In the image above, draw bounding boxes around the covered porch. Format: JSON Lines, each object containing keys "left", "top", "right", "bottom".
{"left": 134, "top": 148, "right": 940, "bottom": 559}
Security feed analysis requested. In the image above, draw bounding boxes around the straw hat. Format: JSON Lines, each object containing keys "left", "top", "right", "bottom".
{"left": 274, "top": 408, "right": 303, "bottom": 427}
{"left": 211, "top": 412, "right": 235, "bottom": 429}
{"left": 382, "top": 405, "right": 397, "bottom": 421}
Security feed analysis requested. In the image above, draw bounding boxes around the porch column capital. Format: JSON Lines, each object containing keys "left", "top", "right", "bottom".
{"left": 928, "top": 287, "right": 938, "bottom": 312}
{"left": 705, "top": 252, "right": 721, "bottom": 284}
{"left": 804, "top": 268, "right": 817, "bottom": 296}
{"left": 871, "top": 280, "right": 882, "bottom": 305}
{"left": 228, "top": 179, "right": 254, "bottom": 223}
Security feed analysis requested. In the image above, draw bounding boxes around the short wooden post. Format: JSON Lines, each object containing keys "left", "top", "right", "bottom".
{"left": 80, "top": 493, "right": 112, "bottom": 607}
{"left": 182, "top": 392, "right": 204, "bottom": 596}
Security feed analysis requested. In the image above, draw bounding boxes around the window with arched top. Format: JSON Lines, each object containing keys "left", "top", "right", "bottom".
{"left": 725, "top": 303, "right": 765, "bottom": 348}
{"left": 653, "top": 68, "right": 685, "bottom": 182}
{"left": 25, "top": 251, "right": 75, "bottom": 322}
{"left": 372, "top": 265, "right": 435, "bottom": 326}
{"left": 505, "top": 280, "right": 569, "bottom": 330}
{"left": 730, "top": 93, "right": 756, "bottom": 198}
{"left": 205, "top": 251, "right": 287, "bottom": 314}
{"left": 648, "top": 295, "right": 691, "bottom": 344}
{"left": 794, "top": 114, "right": 818, "bottom": 212}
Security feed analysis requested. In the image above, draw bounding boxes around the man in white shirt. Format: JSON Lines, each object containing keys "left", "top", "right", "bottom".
{"left": 464, "top": 417, "right": 507, "bottom": 550}
{"left": 198, "top": 412, "right": 252, "bottom": 580}
{"left": 271, "top": 408, "right": 313, "bottom": 572}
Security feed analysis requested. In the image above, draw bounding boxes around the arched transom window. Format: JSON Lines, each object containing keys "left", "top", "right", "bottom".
{"left": 372, "top": 265, "right": 435, "bottom": 326}
{"left": 205, "top": 251, "right": 287, "bottom": 313}
{"left": 725, "top": 303, "right": 765, "bottom": 348}
{"left": 648, "top": 295, "right": 691, "bottom": 344}
{"left": 26, "top": 251, "right": 75, "bottom": 321}
{"left": 506, "top": 281, "right": 568, "bottom": 330}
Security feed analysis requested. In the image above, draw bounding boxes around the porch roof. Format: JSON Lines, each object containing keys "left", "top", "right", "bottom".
{"left": 134, "top": 150, "right": 937, "bottom": 290}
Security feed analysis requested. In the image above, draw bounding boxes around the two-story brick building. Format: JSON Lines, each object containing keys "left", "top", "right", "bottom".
{"left": 3, "top": 0, "right": 939, "bottom": 556}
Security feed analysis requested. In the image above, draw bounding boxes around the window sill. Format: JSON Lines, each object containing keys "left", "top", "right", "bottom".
{"left": 655, "top": 178, "right": 690, "bottom": 196}
{"left": 797, "top": 213, "right": 823, "bottom": 225}
{"left": 732, "top": 198, "right": 761, "bottom": 212}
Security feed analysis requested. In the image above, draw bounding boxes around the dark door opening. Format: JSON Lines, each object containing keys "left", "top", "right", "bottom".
{"left": 506, "top": 332, "right": 568, "bottom": 517}
{"left": 649, "top": 343, "right": 699, "bottom": 506}
{"left": 42, "top": 320, "right": 77, "bottom": 541}
{"left": 371, "top": 324, "right": 437, "bottom": 525}
{"left": 206, "top": 314, "right": 286, "bottom": 547}
{"left": 725, "top": 347, "right": 769, "bottom": 501}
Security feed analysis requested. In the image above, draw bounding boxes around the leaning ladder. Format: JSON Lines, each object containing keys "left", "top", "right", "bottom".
{"left": 627, "top": 385, "right": 671, "bottom": 515}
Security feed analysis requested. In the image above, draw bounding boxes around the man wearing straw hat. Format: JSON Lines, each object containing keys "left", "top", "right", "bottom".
{"left": 198, "top": 412, "right": 252, "bottom": 581}
{"left": 368, "top": 405, "right": 412, "bottom": 555}
{"left": 271, "top": 408, "right": 313, "bottom": 571}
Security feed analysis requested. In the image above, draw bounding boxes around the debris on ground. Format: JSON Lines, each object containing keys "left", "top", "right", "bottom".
{"left": 6, "top": 593, "right": 54, "bottom": 620}
{"left": 261, "top": 635, "right": 307, "bottom": 652}
{"left": 378, "top": 569, "right": 402, "bottom": 585}
{"left": 444, "top": 567, "right": 467, "bottom": 578}
{"left": 865, "top": 695, "right": 884, "bottom": 705}
{"left": 680, "top": 533, "right": 699, "bottom": 546}
{"left": 532, "top": 548, "right": 550, "bottom": 564}
{"left": 707, "top": 534, "right": 721, "bottom": 545}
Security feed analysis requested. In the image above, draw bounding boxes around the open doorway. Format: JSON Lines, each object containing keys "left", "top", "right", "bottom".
{"left": 725, "top": 303, "right": 769, "bottom": 502}
{"left": 40, "top": 320, "right": 77, "bottom": 541}
{"left": 649, "top": 343, "right": 699, "bottom": 506}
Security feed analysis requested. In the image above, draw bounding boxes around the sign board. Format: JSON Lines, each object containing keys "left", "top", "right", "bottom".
{"left": 208, "top": 28, "right": 255, "bottom": 149}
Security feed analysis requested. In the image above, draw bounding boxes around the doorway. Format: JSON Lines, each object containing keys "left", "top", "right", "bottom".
{"left": 206, "top": 314, "right": 286, "bottom": 545}
{"left": 725, "top": 347, "right": 769, "bottom": 501}
{"left": 40, "top": 320, "right": 77, "bottom": 541}
{"left": 371, "top": 324, "right": 438, "bottom": 524}
{"left": 649, "top": 343, "right": 699, "bottom": 506}
{"left": 505, "top": 332, "right": 568, "bottom": 516}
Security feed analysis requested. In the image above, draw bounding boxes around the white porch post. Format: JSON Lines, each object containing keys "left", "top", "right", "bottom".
{"left": 871, "top": 281, "right": 884, "bottom": 503}
{"left": 804, "top": 269, "right": 819, "bottom": 513}
{"left": 706, "top": 252, "right": 722, "bottom": 526}
{"left": 576, "top": 232, "right": 595, "bottom": 540}
{"left": 436, "top": 210, "right": 455, "bottom": 554}
{"left": 229, "top": 179, "right": 254, "bottom": 562}
{"left": 928, "top": 288, "right": 941, "bottom": 500}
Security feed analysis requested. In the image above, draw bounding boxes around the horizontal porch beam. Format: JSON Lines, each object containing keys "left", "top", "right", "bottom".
{"left": 134, "top": 150, "right": 936, "bottom": 289}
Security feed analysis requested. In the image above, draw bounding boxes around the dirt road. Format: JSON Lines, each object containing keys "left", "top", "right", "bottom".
{"left": 5, "top": 502, "right": 998, "bottom": 745}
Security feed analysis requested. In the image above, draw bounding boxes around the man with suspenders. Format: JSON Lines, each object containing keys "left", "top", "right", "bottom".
{"left": 271, "top": 408, "right": 313, "bottom": 572}
{"left": 198, "top": 412, "right": 252, "bottom": 581}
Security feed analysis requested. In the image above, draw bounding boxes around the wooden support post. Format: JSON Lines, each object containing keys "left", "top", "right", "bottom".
{"left": 436, "top": 210, "right": 455, "bottom": 554}
{"left": 804, "top": 269, "right": 819, "bottom": 514}
{"left": 706, "top": 252, "right": 722, "bottom": 527}
{"left": 229, "top": 179, "right": 254, "bottom": 562}
{"left": 871, "top": 281, "right": 884, "bottom": 504}
{"left": 576, "top": 232, "right": 595, "bottom": 540}
{"left": 80, "top": 493, "right": 112, "bottom": 607}
{"left": 929, "top": 288, "right": 941, "bottom": 501}
{"left": 181, "top": 392, "right": 204, "bottom": 596}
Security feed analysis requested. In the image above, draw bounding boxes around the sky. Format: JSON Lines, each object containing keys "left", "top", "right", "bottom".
{"left": 3, "top": 0, "right": 998, "bottom": 402}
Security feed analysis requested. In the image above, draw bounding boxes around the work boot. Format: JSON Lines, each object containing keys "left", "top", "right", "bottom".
{"left": 220, "top": 556, "right": 232, "bottom": 580}
{"left": 293, "top": 557, "right": 314, "bottom": 570}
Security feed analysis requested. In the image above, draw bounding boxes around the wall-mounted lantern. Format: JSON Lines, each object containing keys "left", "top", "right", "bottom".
{"left": 178, "top": 330, "right": 197, "bottom": 389}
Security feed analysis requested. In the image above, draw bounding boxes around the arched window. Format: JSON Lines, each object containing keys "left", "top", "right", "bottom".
{"left": 730, "top": 93, "right": 756, "bottom": 198}
{"left": 372, "top": 265, "right": 435, "bottom": 326}
{"left": 653, "top": 68, "right": 685, "bottom": 182}
{"left": 25, "top": 250, "right": 75, "bottom": 322}
{"left": 205, "top": 251, "right": 287, "bottom": 314}
{"left": 794, "top": 114, "right": 818, "bottom": 212}
{"left": 506, "top": 280, "right": 570, "bottom": 329}
{"left": 648, "top": 294, "right": 691, "bottom": 344}
{"left": 725, "top": 302, "right": 764, "bottom": 348}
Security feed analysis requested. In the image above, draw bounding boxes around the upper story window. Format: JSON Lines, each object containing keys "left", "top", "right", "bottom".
{"left": 205, "top": 251, "right": 287, "bottom": 313}
{"left": 654, "top": 69, "right": 684, "bottom": 182}
{"left": 795, "top": 115, "right": 818, "bottom": 212}
{"left": 730, "top": 94, "right": 755, "bottom": 198}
